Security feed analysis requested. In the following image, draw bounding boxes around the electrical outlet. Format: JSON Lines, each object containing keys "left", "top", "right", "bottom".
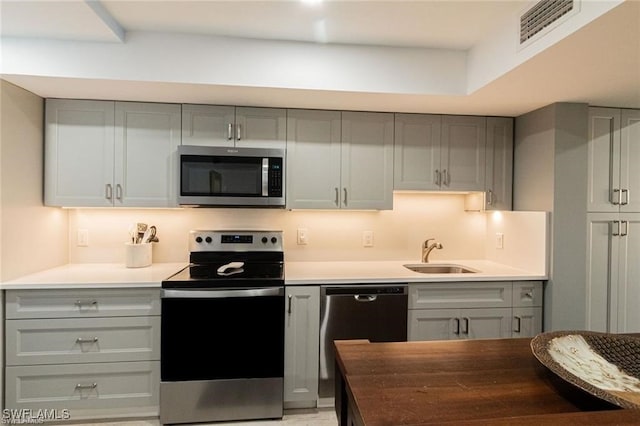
{"left": 297, "top": 228, "right": 308, "bottom": 245}
{"left": 362, "top": 231, "right": 374, "bottom": 247}
{"left": 496, "top": 232, "right": 504, "bottom": 249}
{"left": 77, "top": 229, "right": 89, "bottom": 247}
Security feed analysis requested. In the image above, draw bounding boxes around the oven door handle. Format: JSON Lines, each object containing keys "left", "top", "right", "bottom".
{"left": 161, "top": 288, "right": 284, "bottom": 299}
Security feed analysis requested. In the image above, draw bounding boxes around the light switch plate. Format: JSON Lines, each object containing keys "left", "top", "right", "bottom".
{"left": 297, "top": 228, "right": 308, "bottom": 245}
{"left": 496, "top": 232, "right": 504, "bottom": 249}
{"left": 77, "top": 229, "right": 89, "bottom": 247}
{"left": 362, "top": 231, "right": 374, "bottom": 247}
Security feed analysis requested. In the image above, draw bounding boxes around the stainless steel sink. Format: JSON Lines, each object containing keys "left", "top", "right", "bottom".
{"left": 403, "top": 263, "right": 478, "bottom": 274}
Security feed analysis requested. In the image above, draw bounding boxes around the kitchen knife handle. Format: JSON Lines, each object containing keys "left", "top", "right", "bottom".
{"left": 105, "top": 184, "right": 113, "bottom": 201}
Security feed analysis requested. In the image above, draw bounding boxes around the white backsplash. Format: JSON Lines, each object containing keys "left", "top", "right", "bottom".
{"left": 68, "top": 193, "right": 488, "bottom": 264}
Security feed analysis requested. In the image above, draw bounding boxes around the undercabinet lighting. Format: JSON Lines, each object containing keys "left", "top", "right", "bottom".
{"left": 301, "top": 0, "right": 323, "bottom": 5}
{"left": 492, "top": 211, "right": 503, "bottom": 222}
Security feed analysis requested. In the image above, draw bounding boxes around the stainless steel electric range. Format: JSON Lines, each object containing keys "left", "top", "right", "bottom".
{"left": 160, "top": 230, "right": 284, "bottom": 425}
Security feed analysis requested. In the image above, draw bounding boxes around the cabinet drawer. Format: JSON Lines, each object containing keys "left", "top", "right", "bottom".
{"left": 6, "top": 288, "right": 160, "bottom": 319}
{"left": 6, "top": 317, "right": 160, "bottom": 366}
{"left": 409, "top": 282, "right": 512, "bottom": 309}
{"left": 512, "top": 281, "right": 543, "bottom": 307}
{"left": 5, "top": 361, "right": 159, "bottom": 420}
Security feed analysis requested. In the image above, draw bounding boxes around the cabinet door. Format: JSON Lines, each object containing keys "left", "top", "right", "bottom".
{"left": 619, "top": 109, "right": 640, "bottom": 212}
{"left": 341, "top": 111, "right": 394, "bottom": 210}
{"left": 441, "top": 115, "right": 486, "bottom": 191}
{"left": 616, "top": 214, "right": 640, "bottom": 333}
{"left": 585, "top": 213, "right": 617, "bottom": 332}
{"left": 408, "top": 309, "right": 458, "bottom": 341}
{"left": 485, "top": 117, "right": 513, "bottom": 211}
{"left": 284, "top": 286, "right": 320, "bottom": 407}
{"left": 182, "top": 104, "right": 235, "bottom": 147}
{"left": 460, "top": 308, "right": 512, "bottom": 339}
{"left": 587, "top": 107, "right": 621, "bottom": 213}
{"left": 235, "top": 107, "right": 286, "bottom": 149}
{"left": 393, "top": 113, "right": 441, "bottom": 190}
{"left": 44, "top": 99, "right": 115, "bottom": 207}
{"left": 286, "top": 109, "right": 342, "bottom": 209}
{"left": 115, "top": 102, "right": 181, "bottom": 207}
{"left": 512, "top": 307, "right": 542, "bottom": 338}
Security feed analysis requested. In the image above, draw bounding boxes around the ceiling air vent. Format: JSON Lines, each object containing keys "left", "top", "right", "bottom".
{"left": 520, "top": 0, "right": 575, "bottom": 44}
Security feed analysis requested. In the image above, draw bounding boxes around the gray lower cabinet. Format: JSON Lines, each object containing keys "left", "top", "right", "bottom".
{"left": 4, "top": 288, "right": 161, "bottom": 421}
{"left": 408, "top": 281, "right": 542, "bottom": 341}
{"left": 284, "top": 286, "right": 320, "bottom": 409}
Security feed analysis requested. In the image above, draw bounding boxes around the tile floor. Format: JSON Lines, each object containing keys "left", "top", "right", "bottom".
{"left": 72, "top": 409, "right": 338, "bottom": 426}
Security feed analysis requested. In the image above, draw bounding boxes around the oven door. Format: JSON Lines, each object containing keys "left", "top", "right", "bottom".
{"left": 160, "top": 287, "right": 285, "bottom": 424}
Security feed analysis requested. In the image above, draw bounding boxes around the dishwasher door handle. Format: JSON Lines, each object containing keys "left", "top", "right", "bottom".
{"left": 354, "top": 294, "right": 377, "bottom": 302}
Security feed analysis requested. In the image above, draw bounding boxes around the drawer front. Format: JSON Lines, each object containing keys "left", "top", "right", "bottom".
{"left": 6, "top": 317, "right": 160, "bottom": 366}
{"left": 512, "top": 281, "right": 543, "bottom": 307}
{"left": 5, "top": 289, "right": 160, "bottom": 319}
{"left": 409, "top": 282, "right": 512, "bottom": 309}
{"left": 5, "top": 361, "right": 159, "bottom": 419}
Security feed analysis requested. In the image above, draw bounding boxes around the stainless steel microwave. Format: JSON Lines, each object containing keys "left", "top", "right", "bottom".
{"left": 177, "top": 145, "right": 285, "bottom": 207}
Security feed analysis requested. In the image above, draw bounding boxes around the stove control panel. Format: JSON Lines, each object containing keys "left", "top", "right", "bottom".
{"left": 189, "top": 230, "right": 283, "bottom": 252}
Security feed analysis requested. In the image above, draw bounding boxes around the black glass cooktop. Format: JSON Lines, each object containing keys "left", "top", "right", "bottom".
{"left": 162, "top": 262, "right": 284, "bottom": 289}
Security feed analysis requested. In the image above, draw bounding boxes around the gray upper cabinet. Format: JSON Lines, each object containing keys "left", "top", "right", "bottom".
{"left": 588, "top": 108, "right": 640, "bottom": 213}
{"left": 394, "top": 114, "right": 486, "bottom": 192}
{"left": 287, "top": 109, "right": 394, "bottom": 210}
{"left": 485, "top": 117, "right": 514, "bottom": 211}
{"left": 182, "top": 104, "right": 286, "bottom": 149}
{"left": 45, "top": 99, "right": 180, "bottom": 208}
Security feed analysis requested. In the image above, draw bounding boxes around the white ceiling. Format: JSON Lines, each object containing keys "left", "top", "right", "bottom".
{"left": 1, "top": 0, "right": 639, "bottom": 116}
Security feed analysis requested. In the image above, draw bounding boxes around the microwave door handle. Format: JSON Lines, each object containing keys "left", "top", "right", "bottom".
{"left": 262, "top": 158, "right": 269, "bottom": 196}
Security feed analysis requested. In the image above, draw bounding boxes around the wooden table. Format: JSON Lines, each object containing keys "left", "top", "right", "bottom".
{"left": 334, "top": 338, "right": 640, "bottom": 425}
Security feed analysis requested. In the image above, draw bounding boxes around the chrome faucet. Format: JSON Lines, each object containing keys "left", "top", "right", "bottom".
{"left": 422, "top": 238, "right": 443, "bottom": 263}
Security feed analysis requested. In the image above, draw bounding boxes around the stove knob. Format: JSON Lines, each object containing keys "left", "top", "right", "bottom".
{"left": 262, "top": 237, "right": 268, "bottom": 244}
{"left": 205, "top": 236, "right": 212, "bottom": 244}
{"left": 271, "top": 237, "right": 278, "bottom": 244}
{"left": 195, "top": 236, "right": 203, "bottom": 243}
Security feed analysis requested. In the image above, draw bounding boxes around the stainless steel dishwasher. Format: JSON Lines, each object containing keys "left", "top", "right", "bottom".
{"left": 319, "top": 284, "right": 408, "bottom": 401}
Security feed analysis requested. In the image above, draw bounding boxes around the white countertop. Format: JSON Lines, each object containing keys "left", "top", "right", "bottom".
{"left": 0, "top": 263, "right": 186, "bottom": 289}
{"left": 284, "top": 259, "right": 547, "bottom": 285}
{"left": 0, "top": 260, "right": 546, "bottom": 290}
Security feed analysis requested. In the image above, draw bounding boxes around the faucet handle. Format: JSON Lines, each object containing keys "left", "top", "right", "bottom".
{"left": 424, "top": 238, "right": 434, "bottom": 248}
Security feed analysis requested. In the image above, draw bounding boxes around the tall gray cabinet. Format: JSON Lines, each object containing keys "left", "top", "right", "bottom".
{"left": 586, "top": 107, "right": 640, "bottom": 333}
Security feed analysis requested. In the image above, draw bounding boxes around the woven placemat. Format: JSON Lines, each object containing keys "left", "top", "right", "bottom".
{"left": 531, "top": 330, "right": 640, "bottom": 409}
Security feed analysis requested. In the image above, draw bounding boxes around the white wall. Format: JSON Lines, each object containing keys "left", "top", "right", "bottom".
{"left": 0, "top": 80, "right": 68, "bottom": 281}
{"left": 67, "top": 192, "right": 486, "bottom": 264}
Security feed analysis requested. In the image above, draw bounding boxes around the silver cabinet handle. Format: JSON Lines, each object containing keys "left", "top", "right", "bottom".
{"left": 453, "top": 318, "right": 460, "bottom": 335}
{"left": 76, "top": 337, "right": 99, "bottom": 344}
{"left": 487, "top": 190, "right": 494, "bottom": 206}
{"left": 105, "top": 184, "right": 113, "bottom": 201}
{"left": 612, "top": 220, "right": 621, "bottom": 236}
{"left": 621, "top": 220, "right": 629, "bottom": 237}
{"left": 462, "top": 317, "right": 469, "bottom": 335}
{"left": 343, "top": 188, "right": 348, "bottom": 206}
{"left": 525, "top": 291, "right": 534, "bottom": 299}
{"left": 75, "top": 383, "right": 97, "bottom": 390}
{"left": 621, "top": 189, "right": 629, "bottom": 205}
{"left": 75, "top": 299, "right": 98, "bottom": 308}
{"left": 287, "top": 294, "right": 292, "bottom": 315}
{"left": 612, "top": 189, "right": 621, "bottom": 205}
{"left": 115, "top": 183, "right": 123, "bottom": 201}
{"left": 435, "top": 169, "right": 441, "bottom": 186}
{"left": 514, "top": 316, "right": 522, "bottom": 333}
{"left": 236, "top": 123, "right": 242, "bottom": 141}
{"left": 227, "top": 123, "right": 233, "bottom": 140}
{"left": 443, "top": 169, "right": 450, "bottom": 186}
{"left": 335, "top": 188, "right": 339, "bottom": 207}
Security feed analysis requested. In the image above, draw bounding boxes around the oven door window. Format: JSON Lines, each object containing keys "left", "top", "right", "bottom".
{"left": 181, "top": 156, "right": 263, "bottom": 197}
{"left": 161, "top": 293, "right": 284, "bottom": 382}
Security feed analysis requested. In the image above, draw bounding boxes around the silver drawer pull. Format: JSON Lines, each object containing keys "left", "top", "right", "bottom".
{"left": 76, "top": 337, "right": 99, "bottom": 344}
{"left": 75, "top": 382, "right": 97, "bottom": 390}
{"left": 75, "top": 300, "right": 98, "bottom": 308}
